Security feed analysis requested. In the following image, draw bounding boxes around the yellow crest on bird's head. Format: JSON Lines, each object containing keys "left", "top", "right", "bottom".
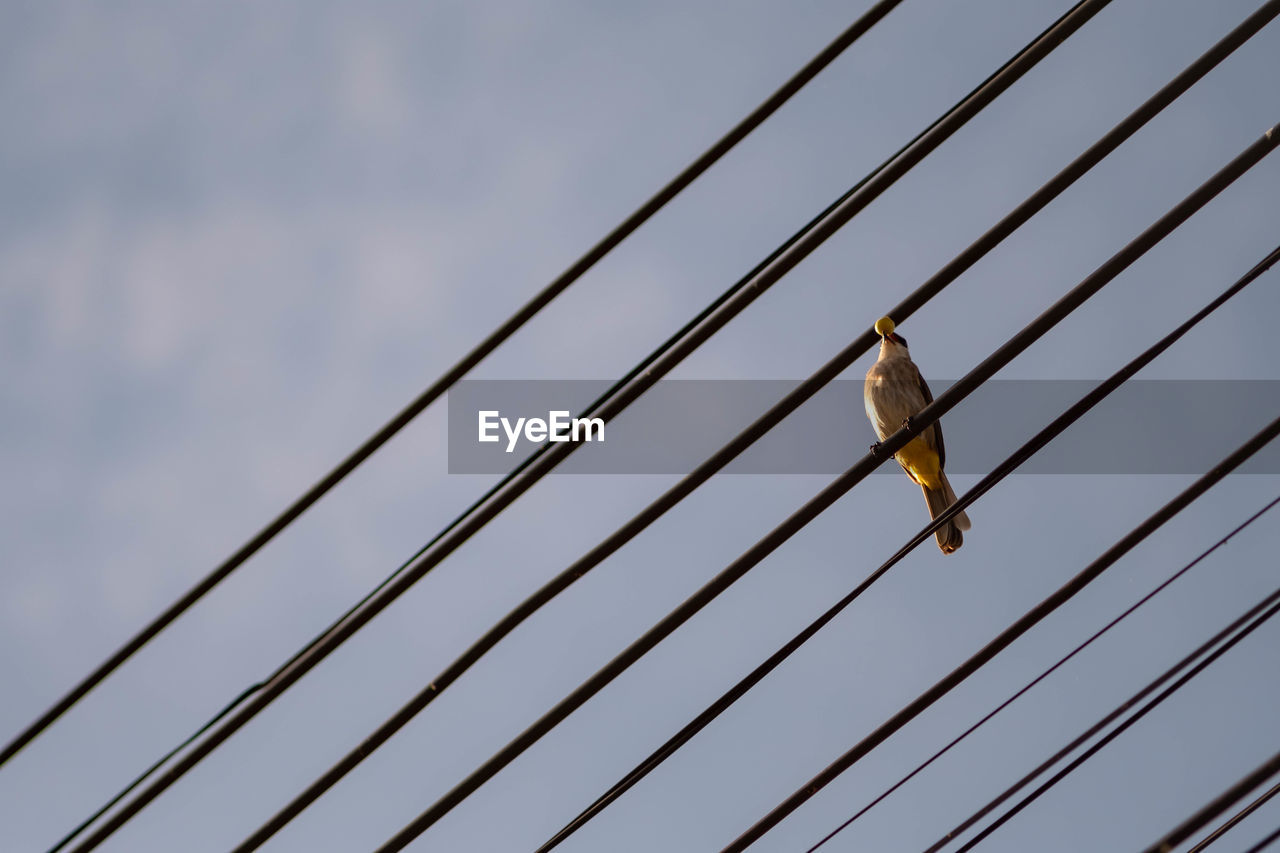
{"left": 874, "top": 316, "right": 895, "bottom": 337}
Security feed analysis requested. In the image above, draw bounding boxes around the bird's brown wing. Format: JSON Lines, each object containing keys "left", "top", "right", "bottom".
{"left": 913, "top": 365, "right": 945, "bottom": 470}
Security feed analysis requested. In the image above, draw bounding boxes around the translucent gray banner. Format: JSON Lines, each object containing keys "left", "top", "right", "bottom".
{"left": 447, "top": 380, "right": 1280, "bottom": 475}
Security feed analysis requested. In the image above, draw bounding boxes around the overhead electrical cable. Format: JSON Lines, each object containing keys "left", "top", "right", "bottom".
{"left": 805, "top": 491, "right": 1280, "bottom": 853}
{"left": 55, "top": 3, "right": 1115, "bottom": 850}
{"left": 1240, "top": 824, "right": 1280, "bottom": 853}
{"left": 1186, "top": 781, "right": 1280, "bottom": 852}
{"left": 718, "top": 409, "right": 1280, "bottom": 853}
{"left": 542, "top": 245, "right": 1280, "bottom": 853}
{"left": 0, "top": 0, "right": 911, "bottom": 771}
{"left": 226, "top": 5, "right": 1280, "bottom": 848}
{"left": 369, "top": 117, "right": 1280, "bottom": 853}
{"left": 44, "top": 2, "right": 925, "bottom": 843}
{"left": 1140, "top": 749, "right": 1280, "bottom": 853}
{"left": 946, "top": 592, "right": 1280, "bottom": 852}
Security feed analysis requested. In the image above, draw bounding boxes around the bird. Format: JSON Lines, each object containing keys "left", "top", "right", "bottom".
{"left": 864, "top": 316, "right": 970, "bottom": 554}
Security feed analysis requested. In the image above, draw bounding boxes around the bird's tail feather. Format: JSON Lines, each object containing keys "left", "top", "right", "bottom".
{"left": 922, "top": 471, "right": 970, "bottom": 554}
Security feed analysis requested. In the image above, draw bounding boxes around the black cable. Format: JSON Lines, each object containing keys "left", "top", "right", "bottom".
{"left": 718, "top": 411, "right": 1280, "bottom": 851}
{"left": 538, "top": 242, "right": 1280, "bottom": 853}
{"left": 0, "top": 0, "right": 911, "bottom": 772}
{"left": 39, "top": 684, "right": 259, "bottom": 853}
{"left": 1184, "top": 780, "right": 1279, "bottom": 852}
{"left": 1140, "top": 749, "right": 1280, "bottom": 853}
{"left": 372, "top": 111, "right": 1280, "bottom": 853}
{"left": 922, "top": 515, "right": 1280, "bottom": 853}
{"left": 805, "top": 490, "right": 1280, "bottom": 853}
{"left": 48, "top": 3, "right": 908, "bottom": 837}
{"left": 950, "top": 595, "right": 1280, "bottom": 852}
{"left": 1243, "top": 824, "right": 1280, "bottom": 853}
{"left": 55, "top": 4, "right": 1114, "bottom": 851}
{"left": 231, "top": 4, "right": 1280, "bottom": 848}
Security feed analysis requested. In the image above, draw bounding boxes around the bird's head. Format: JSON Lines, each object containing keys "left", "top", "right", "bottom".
{"left": 875, "top": 316, "right": 908, "bottom": 350}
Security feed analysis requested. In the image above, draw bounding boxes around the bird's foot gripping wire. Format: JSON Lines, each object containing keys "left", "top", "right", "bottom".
{"left": 901, "top": 416, "right": 915, "bottom": 432}
{"left": 869, "top": 441, "right": 883, "bottom": 457}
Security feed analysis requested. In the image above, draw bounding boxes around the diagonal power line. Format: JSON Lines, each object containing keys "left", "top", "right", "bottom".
{"left": 369, "top": 116, "right": 1280, "bottom": 853}
{"left": 1242, "top": 824, "right": 1280, "bottom": 853}
{"left": 1186, "top": 780, "right": 1280, "bottom": 852}
{"left": 946, "top": 591, "right": 1280, "bottom": 853}
{"left": 0, "top": 0, "right": 911, "bottom": 770}
{"left": 226, "top": 4, "right": 1280, "bottom": 849}
{"left": 540, "top": 243, "right": 1280, "bottom": 853}
{"left": 1141, "top": 749, "right": 1280, "bottom": 853}
{"left": 719, "top": 409, "right": 1280, "bottom": 853}
{"left": 806, "top": 493, "right": 1280, "bottom": 853}
{"left": 56, "top": 3, "right": 1110, "bottom": 850}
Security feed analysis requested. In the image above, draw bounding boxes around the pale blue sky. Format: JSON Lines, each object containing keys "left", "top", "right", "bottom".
{"left": 2, "top": 1, "right": 1279, "bottom": 851}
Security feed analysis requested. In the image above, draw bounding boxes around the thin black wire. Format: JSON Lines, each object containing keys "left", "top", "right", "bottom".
{"left": 54, "top": 6, "right": 1279, "bottom": 850}
{"left": 234, "top": 4, "right": 1280, "bottom": 848}
{"left": 1243, "top": 824, "right": 1280, "bottom": 853}
{"left": 39, "top": 684, "right": 259, "bottom": 853}
{"left": 847, "top": 263, "right": 1280, "bottom": 853}
{"left": 0, "top": 0, "right": 911, "bottom": 773}
{"left": 57, "top": 4, "right": 1113, "bottom": 852}
{"left": 1140, "top": 749, "right": 1280, "bottom": 853}
{"left": 719, "top": 409, "right": 1280, "bottom": 852}
{"left": 538, "top": 239, "right": 1280, "bottom": 853}
{"left": 229, "top": 16, "right": 1157, "bottom": 853}
{"left": 805, "top": 490, "right": 1280, "bottom": 853}
{"left": 1184, "top": 780, "right": 1279, "bottom": 852}
{"left": 922, "top": 571, "right": 1280, "bottom": 851}
{"left": 373, "top": 113, "right": 1280, "bottom": 853}
{"left": 42, "top": 2, "right": 916, "bottom": 845}
{"left": 950, "top": 596, "right": 1280, "bottom": 852}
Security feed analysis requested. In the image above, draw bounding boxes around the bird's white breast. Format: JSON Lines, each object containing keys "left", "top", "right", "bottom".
{"left": 864, "top": 354, "right": 927, "bottom": 442}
